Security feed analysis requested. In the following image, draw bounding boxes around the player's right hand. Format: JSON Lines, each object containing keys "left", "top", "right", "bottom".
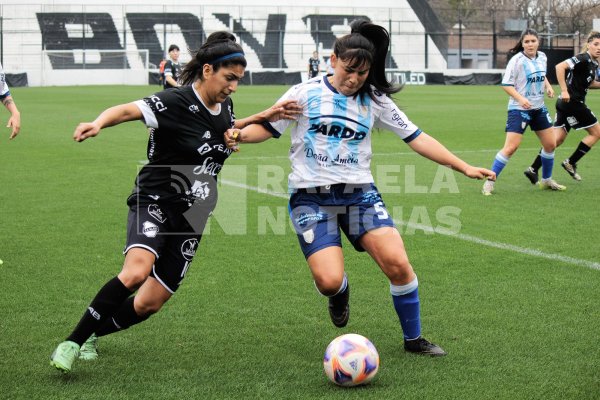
{"left": 73, "top": 122, "right": 101, "bottom": 142}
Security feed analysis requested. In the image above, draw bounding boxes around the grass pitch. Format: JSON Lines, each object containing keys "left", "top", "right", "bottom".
{"left": 0, "top": 84, "right": 599, "bottom": 399}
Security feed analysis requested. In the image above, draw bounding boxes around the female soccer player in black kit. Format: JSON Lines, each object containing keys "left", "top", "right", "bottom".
{"left": 50, "top": 32, "right": 300, "bottom": 374}
{"left": 525, "top": 31, "right": 600, "bottom": 182}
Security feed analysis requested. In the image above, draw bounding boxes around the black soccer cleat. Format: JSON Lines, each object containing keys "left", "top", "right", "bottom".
{"left": 328, "top": 283, "right": 350, "bottom": 328}
{"left": 404, "top": 336, "right": 447, "bottom": 357}
{"left": 523, "top": 167, "right": 539, "bottom": 185}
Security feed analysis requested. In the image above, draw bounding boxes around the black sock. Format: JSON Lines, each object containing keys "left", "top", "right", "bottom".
{"left": 531, "top": 149, "right": 542, "bottom": 172}
{"left": 66, "top": 276, "right": 132, "bottom": 345}
{"left": 567, "top": 141, "right": 591, "bottom": 165}
{"left": 95, "top": 296, "right": 150, "bottom": 337}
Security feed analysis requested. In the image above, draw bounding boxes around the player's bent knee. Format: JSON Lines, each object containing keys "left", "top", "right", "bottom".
{"left": 134, "top": 298, "right": 165, "bottom": 316}
{"left": 384, "top": 260, "right": 414, "bottom": 284}
{"left": 117, "top": 270, "right": 149, "bottom": 290}
{"left": 314, "top": 277, "right": 344, "bottom": 296}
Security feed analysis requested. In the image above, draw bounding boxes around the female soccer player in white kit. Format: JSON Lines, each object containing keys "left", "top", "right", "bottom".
{"left": 225, "top": 20, "right": 495, "bottom": 356}
{"left": 482, "top": 28, "right": 565, "bottom": 195}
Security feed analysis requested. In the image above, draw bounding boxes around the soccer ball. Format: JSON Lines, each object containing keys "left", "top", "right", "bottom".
{"left": 323, "top": 333, "right": 380, "bottom": 387}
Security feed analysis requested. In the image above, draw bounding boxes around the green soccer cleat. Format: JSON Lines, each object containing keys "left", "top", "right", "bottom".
{"left": 50, "top": 341, "right": 80, "bottom": 373}
{"left": 79, "top": 334, "right": 99, "bottom": 360}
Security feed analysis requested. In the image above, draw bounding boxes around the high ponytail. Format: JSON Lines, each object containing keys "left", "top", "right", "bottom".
{"left": 333, "top": 19, "right": 400, "bottom": 103}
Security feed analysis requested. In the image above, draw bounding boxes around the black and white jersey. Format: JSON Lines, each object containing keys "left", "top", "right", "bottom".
{"left": 132, "top": 85, "right": 235, "bottom": 205}
{"left": 308, "top": 57, "right": 320, "bottom": 77}
{"left": 563, "top": 52, "right": 599, "bottom": 103}
{"left": 163, "top": 59, "right": 182, "bottom": 89}
{"left": 0, "top": 62, "right": 10, "bottom": 99}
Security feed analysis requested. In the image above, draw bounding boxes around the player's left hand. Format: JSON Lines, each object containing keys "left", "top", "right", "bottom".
{"left": 464, "top": 166, "right": 496, "bottom": 181}
{"left": 264, "top": 99, "right": 302, "bottom": 122}
{"left": 7, "top": 113, "right": 20, "bottom": 139}
{"left": 546, "top": 86, "right": 555, "bottom": 98}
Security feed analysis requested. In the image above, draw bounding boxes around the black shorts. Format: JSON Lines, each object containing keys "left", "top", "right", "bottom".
{"left": 124, "top": 202, "right": 203, "bottom": 294}
{"left": 554, "top": 99, "right": 598, "bottom": 132}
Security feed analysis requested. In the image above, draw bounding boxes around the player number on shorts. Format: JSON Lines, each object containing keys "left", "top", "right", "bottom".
{"left": 374, "top": 202, "right": 389, "bottom": 220}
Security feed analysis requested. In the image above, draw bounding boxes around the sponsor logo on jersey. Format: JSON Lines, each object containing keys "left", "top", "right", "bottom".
{"left": 181, "top": 238, "right": 199, "bottom": 261}
{"left": 197, "top": 143, "right": 212, "bottom": 155}
{"left": 142, "top": 221, "right": 159, "bottom": 237}
{"left": 193, "top": 157, "right": 223, "bottom": 176}
{"left": 202, "top": 130, "right": 211, "bottom": 139}
{"left": 309, "top": 123, "right": 367, "bottom": 140}
{"left": 526, "top": 75, "right": 545, "bottom": 84}
{"left": 148, "top": 194, "right": 160, "bottom": 200}
{"left": 189, "top": 104, "right": 200, "bottom": 113}
{"left": 190, "top": 180, "right": 211, "bottom": 200}
{"left": 148, "top": 204, "right": 166, "bottom": 223}
{"left": 147, "top": 95, "right": 167, "bottom": 112}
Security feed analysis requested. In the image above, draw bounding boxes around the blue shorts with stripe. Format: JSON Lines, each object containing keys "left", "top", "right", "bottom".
{"left": 288, "top": 183, "right": 395, "bottom": 259}
{"left": 505, "top": 106, "right": 552, "bottom": 134}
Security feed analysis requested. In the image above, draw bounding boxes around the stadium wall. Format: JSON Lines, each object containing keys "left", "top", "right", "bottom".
{"left": 0, "top": 0, "right": 449, "bottom": 86}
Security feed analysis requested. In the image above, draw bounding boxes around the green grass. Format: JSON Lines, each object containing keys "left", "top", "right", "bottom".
{"left": 1, "top": 84, "right": 599, "bottom": 399}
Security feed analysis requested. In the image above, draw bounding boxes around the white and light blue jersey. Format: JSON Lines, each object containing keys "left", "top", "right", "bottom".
{"left": 0, "top": 62, "right": 10, "bottom": 99}
{"left": 264, "top": 76, "right": 421, "bottom": 189}
{"left": 502, "top": 51, "right": 548, "bottom": 110}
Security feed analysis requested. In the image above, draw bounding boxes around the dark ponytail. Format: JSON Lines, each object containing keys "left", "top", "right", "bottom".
{"left": 333, "top": 19, "right": 400, "bottom": 102}
{"left": 180, "top": 31, "right": 247, "bottom": 86}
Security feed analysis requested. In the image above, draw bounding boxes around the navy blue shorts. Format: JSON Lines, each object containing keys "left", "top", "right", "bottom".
{"left": 288, "top": 183, "right": 395, "bottom": 259}
{"left": 505, "top": 106, "right": 552, "bottom": 134}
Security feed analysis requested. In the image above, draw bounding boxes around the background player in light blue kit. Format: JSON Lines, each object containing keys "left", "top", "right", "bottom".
{"left": 482, "top": 28, "right": 565, "bottom": 195}
{"left": 225, "top": 20, "right": 495, "bottom": 356}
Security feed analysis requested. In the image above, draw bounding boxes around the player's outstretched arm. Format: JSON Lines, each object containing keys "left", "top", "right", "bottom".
{"left": 408, "top": 132, "right": 496, "bottom": 180}
{"left": 2, "top": 95, "right": 20, "bottom": 139}
{"left": 234, "top": 99, "right": 301, "bottom": 129}
{"left": 224, "top": 124, "right": 274, "bottom": 152}
{"left": 73, "top": 103, "right": 143, "bottom": 142}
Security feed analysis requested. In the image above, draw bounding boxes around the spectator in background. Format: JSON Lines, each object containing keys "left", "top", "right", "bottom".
{"left": 308, "top": 51, "right": 321, "bottom": 79}
{"left": 0, "top": 62, "right": 21, "bottom": 139}
{"left": 163, "top": 44, "right": 182, "bottom": 89}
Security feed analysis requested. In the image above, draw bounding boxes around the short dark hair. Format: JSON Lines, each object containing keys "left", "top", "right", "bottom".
{"left": 168, "top": 44, "right": 180, "bottom": 53}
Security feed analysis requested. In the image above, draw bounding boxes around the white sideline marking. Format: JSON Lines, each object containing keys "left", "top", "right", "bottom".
{"left": 219, "top": 179, "right": 600, "bottom": 271}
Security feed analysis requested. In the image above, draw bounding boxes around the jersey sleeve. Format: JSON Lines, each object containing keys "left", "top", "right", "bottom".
{"left": 163, "top": 60, "right": 173, "bottom": 77}
{"left": 261, "top": 84, "right": 303, "bottom": 138}
{"left": 0, "top": 62, "right": 11, "bottom": 99}
{"left": 501, "top": 54, "right": 519, "bottom": 86}
{"left": 374, "top": 96, "right": 422, "bottom": 143}
{"left": 135, "top": 89, "right": 179, "bottom": 129}
{"left": 565, "top": 53, "right": 586, "bottom": 69}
